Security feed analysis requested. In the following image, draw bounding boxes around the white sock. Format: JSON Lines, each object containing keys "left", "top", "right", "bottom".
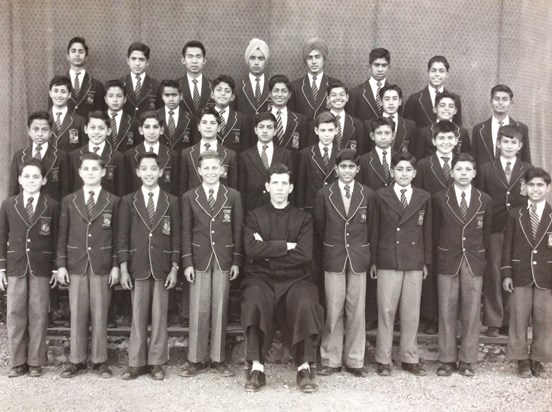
{"left": 251, "top": 361, "right": 264, "bottom": 373}
{"left": 297, "top": 362, "right": 310, "bottom": 372}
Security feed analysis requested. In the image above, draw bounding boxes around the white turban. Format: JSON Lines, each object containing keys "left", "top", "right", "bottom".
{"left": 244, "top": 38, "right": 270, "bottom": 65}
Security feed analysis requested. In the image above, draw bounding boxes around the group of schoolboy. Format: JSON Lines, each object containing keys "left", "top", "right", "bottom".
{"left": 0, "top": 34, "right": 550, "bottom": 393}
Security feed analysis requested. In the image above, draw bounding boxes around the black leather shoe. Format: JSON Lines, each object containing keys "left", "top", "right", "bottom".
{"left": 28, "top": 366, "right": 43, "bottom": 377}
{"left": 60, "top": 362, "right": 87, "bottom": 378}
{"left": 245, "top": 370, "right": 266, "bottom": 392}
{"left": 8, "top": 364, "right": 29, "bottom": 378}
{"left": 107, "top": 319, "right": 117, "bottom": 329}
{"left": 318, "top": 366, "right": 341, "bottom": 376}
{"left": 150, "top": 365, "right": 165, "bottom": 380}
{"left": 485, "top": 327, "right": 499, "bottom": 337}
{"left": 211, "top": 362, "right": 234, "bottom": 377}
{"left": 376, "top": 363, "right": 392, "bottom": 376}
{"left": 424, "top": 320, "right": 438, "bottom": 335}
{"left": 436, "top": 362, "right": 457, "bottom": 377}
{"left": 345, "top": 366, "right": 369, "bottom": 378}
{"left": 92, "top": 362, "right": 113, "bottom": 378}
{"left": 402, "top": 362, "right": 427, "bottom": 376}
{"left": 458, "top": 361, "right": 475, "bottom": 377}
{"left": 498, "top": 325, "right": 509, "bottom": 336}
{"left": 179, "top": 361, "right": 208, "bottom": 377}
{"left": 297, "top": 369, "right": 318, "bottom": 393}
{"left": 517, "top": 360, "right": 532, "bottom": 378}
{"left": 530, "top": 360, "right": 548, "bottom": 378}
{"left": 365, "top": 321, "right": 378, "bottom": 331}
{"left": 121, "top": 366, "right": 148, "bottom": 380}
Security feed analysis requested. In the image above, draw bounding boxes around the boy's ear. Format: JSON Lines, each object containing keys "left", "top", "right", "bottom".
{"left": 314, "top": 127, "right": 319, "bottom": 136}
{"left": 369, "top": 132, "right": 375, "bottom": 141}
{"left": 138, "top": 126, "right": 144, "bottom": 136}
{"left": 100, "top": 168, "right": 107, "bottom": 178}
{"left": 289, "top": 183, "right": 294, "bottom": 194}
{"left": 431, "top": 138, "right": 437, "bottom": 147}
{"left": 41, "top": 176, "right": 47, "bottom": 186}
{"left": 230, "top": 93, "right": 236, "bottom": 102}
{"left": 84, "top": 125, "right": 89, "bottom": 135}
{"left": 433, "top": 106, "right": 437, "bottom": 114}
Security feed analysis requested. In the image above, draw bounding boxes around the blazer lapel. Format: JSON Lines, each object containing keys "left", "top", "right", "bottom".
{"left": 311, "top": 145, "right": 327, "bottom": 176}
{"left": 29, "top": 194, "right": 48, "bottom": 228}
{"left": 180, "top": 77, "right": 194, "bottom": 113}
{"left": 151, "top": 191, "right": 170, "bottom": 231}
{"left": 394, "top": 117, "right": 407, "bottom": 151}
{"left": 509, "top": 160, "right": 527, "bottom": 188}
{"left": 14, "top": 194, "right": 30, "bottom": 226}
{"left": 42, "top": 145, "right": 58, "bottom": 177}
{"left": 429, "top": 154, "right": 451, "bottom": 189}
{"left": 200, "top": 78, "right": 212, "bottom": 109}
{"left": 347, "top": 183, "right": 365, "bottom": 220}
{"left": 301, "top": 76, "right": 317, "bottom": 111}
{"left": 478, "top": 119, "right": 494, "bottom": 161}
{"left": 280, "top": 112, "right": 299, "bottom": 148}
{"left": 399, "top": 188, "right": 425, "bottom": 224}
{"left": 242, "top": 79, "right": 258, "bottom": 112}
{"left": 491, "top": 158, "right": 510, "bottom": 189}
{"left": 132, "top": 191, "right": 151, "bottom": 229}
{"left": 189, "top": 145, "right": 201, "bottom": 181}
{"left": 534, "top": 204, "right": 552, "bottom": 248}
{"left": 72, "top": 190, "right": 89, "bottom": 221}
{"left": 157, "top": 145, "right": 171, "bottom": 169}
{"left": 211, "top": 185, "right": 229, "bottom": 218}
{"left": 342, "top": 114, "right": 354, "bottom": 148}
{"left": 419, "top": 89, "right": 435, "bottom": 126}
{"left": 368, "top": 151, "right": 388, "bottom": 185}
{"left": 463, "top": 189, "right": 483, "bottom": 226}
{"left": 219, "top": 109, "right": 237, "bottom": 142}
{"left": 251, "top": 146, "right": 269, "bottom": 175}
{"left": 116, "top": 113, "right": 132, "bottom": 149}
{"left": 89, "top": 189, "right": 110, "bottom": 222}
{"left": 445, "top": 188, "right": 465, "bottom": 225}
{"left": 361, "top": 83, "right": 378, "bottom": 117}
{"left": 328, "top": 183, "right": 347, "bottom": 221}
{"left": 380, "top": 186, "right": 404, "bottom": 219}
{"left": 135, "top": 75, "right": 153, "bottom": 106}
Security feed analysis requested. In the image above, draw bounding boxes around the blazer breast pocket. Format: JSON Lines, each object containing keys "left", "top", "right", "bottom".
{"left": 357, "top": 207, "right": 367, "bottom": 223}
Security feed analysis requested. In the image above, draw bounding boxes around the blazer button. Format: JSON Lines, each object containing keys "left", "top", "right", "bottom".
{"left": 27, "top": 239, "right": 31, "bottom": 242}
{"left": 149, "top": 233, "right": 153, "bottom": 237}
{"left": 88, "top": 234, "right": 92, "bottom": 237}
{"left": 211, "top": 230, "right": 215, "bottom": 234}
{"left": 212, "top": 219, "right": 215, "bottom": 222}
{"left": 212, "top": 242, "right": 215, "bottom": 245}
{"left": 396, "top": 228, "right": 400, "bottom": 231}
{"left": 506, "top": 191, "right": 510, "bottom": 195}
{"left": 396, "top": 241, "right": 399, "bottom": 244}
{"left": 533, "top": 250, "right": 538, "bottom": 254}
{"left": 533, "top": 261, "right": 537, "bottom": 265}
{"left": 506, "top": 203, "right": 511, "bottom": 207}
{"left": 88, "top": 247, "right": 91, "bottom": 250}
{"left": 463, "top": 248, "right": 466, "bottom": 251}
{"left": 412, "top": 242, "right": 415, "bottom": 245}
{"left": 346, "top": 233, "right": 350, "bottom": 236}
{"left": 26, "top": 248, "right": 30, "bottom": 251}
{"left": 346, "top": 244, "right": 349, "bottom": 247}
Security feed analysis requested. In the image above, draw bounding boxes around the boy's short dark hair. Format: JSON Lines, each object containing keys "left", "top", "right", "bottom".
{"left": 433, "top": 120, "right": 457, "bottom": 138}
{"left": 182, "top": 40, "right": 206, "bottom": 58}
{"left": 78, "top": 152, "right": 105, "bottom": 169}
{"left": 266, "top": 163, "right": 293, "bottom": 183}
{"left": 67, "top": 36, "right": 88, "bottom": 55}
{"left": 379, "top": 84, "right": 402, "bottom": 100}
{"left": 490, "top": 84, "right": 514, "bottom": 99}
{"left": 369, "top": 48, "right": 390, "bottom": 65}
{"left": 127, "top": 42, "right": 150, "bottom": 59}
{"left": 49, "top": 75, "right": 72, "bottom": 92}
{"left": 198, "top": 106, "right": 222, "bottom": 125}
{"left": 391, "top": 151, "right": 417, "bottom": 169}
{"left": 87, "top": 110, "right": 110, "bottom": 127}
{"left": 327, "top": 80, "right": 348, "bottom": 95}
{"left": 212, "top": 75, "right": 236, "bottom": 93}
{"left": 452, "top": 152, "right": 476, "bottom": 169}
{"left": 19, "top": 158, "right": 46, "bottom": 177}
{"left": 160, "top": 79, "right": 181, "bottom": 94}
{"left": 525, "top": 167, "right": 551, "bottom": 185}
{"left": 198, "top": 150, "right": 223, "bottom": 166}
{"left": 435, "top": 91, "right": 456, "bottom": 107}
{"left": 255, "top": 112, "right": 276, "bottom": 127}
{"left": 27, "top": 111, "right": 52, "bottom": 128}
{"left": 428, "top": 55, "right": 450, "bottom": 71}
{"left": 498, "top": 125, "right": 522, "bottom": 142}
{"left": 137, "top": 152, "right": 161, "bottom": 168}
{"left": 104, "top": 79, "right": 127, "bottom": 96}
{"left": 336, "top": 149, "right": 359, "bottom": 166}
{"left": 269, "top": 74, "right": 290, "bottom": 90}
{"left": 370, "top": 117, "right": 394, "bottom": 132}
{"left": 139, "top": 110, "right": 164, "bottom": 127}
{"left": 314, "top": 111, "right": 337, "bottom": 128}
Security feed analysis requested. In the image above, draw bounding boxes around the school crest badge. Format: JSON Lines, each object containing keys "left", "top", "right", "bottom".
{"left": 359, "top": 211, "right": 367, "bottom": 223}
{"left": 183, "top": 132, "right": 190, "bottom": 143}
{"left": 148, "top": 96, "right": 156, "bottom": 109}
{"left": 221, "top": 165, "right": 228, "bottom": 178}
{"left": 519, "top": 178, "right": 527, "bottom": 196}
{"left": 402, "top": 141, "right": 410, "bottom": 152}
{"left": 86, "top": 91, "right": 95, "bottom": 105}
{"left": 476, "top": 215, "right": 484, "bottom": 229}
{"left": 548, "top": 233, "right": 552, "bottom": 248}
{"left": 39, "top": 217, "right": 51, "bottom": 235}
{"left": 234, "top": 131, "right": 241, "bottom": 144}
{"left": 292, "top": 133, "right": 300, "bottom": 149}
{"left": 164, "top": 169, "right": 171, "bottom": 183}
{"left": 417, "top": 210, "right": 425, "bottom": 226}
{"left": 69, "top": 129, "right": 79, "bottom": 144}
{"left": 50, "top": 167, "right": 59, "bottom": 182}
{"left": 162, "top": 216, "right": 171, "bottom": 235}
{"left": 106, "top": 167, "right": 114, "bottom": 180}
{"left": 125, "top": 132, "right": 134, "bottom": 146}
{"left": 102, "top": 213, "right": 112, "bottom": 227}
{"left": 222, "top": 208, "right": 231, "bottom": 223}
{"left": 350, "top": 140, "right": 357, "bottom": 152}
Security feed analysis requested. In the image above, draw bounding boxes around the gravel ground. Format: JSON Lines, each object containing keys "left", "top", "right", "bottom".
{"left": 0, "top": 324, "right": 550, "bottom": 412}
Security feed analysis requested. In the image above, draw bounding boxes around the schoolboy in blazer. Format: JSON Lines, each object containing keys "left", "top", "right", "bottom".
{"left": 289, "top": 38, "right": 338, "bottom": 121}
{"left": 178, "top": 41, "right": 212, "bottom": 116}
{"left": 120, "top": 42, "right": 163, "bottom": 120}
{"left": 501, "top": 168, "right": 552, "bottom": 378}
{"left": 0, "top": 159, "right": 59, "bottom": 378}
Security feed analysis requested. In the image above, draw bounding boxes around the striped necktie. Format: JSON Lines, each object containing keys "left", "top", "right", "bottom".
{"left": 34, "top": 145, "right": 43, "bottom": 160}
{"left": 73, "top": 72, "right": 81, "bottom": 97}
{"left": 322, "top": 147, "right": 329, "bottom": 169}
{"left": 311, "top": 75, "right": 318, "bottom": 104}
{"left": 86, "top": 191, "right": 95, "bottom": 219}
{"left": 26, "top": 197, "right": 34, "bottom": 221}
{"left": 381, "top": 150, "right": 391, "bottom": 183}
{"left": 335, "top": 114, "right": 342, "bottom": 150}
{"left": 400, "top": 189, "right": 408, "bottom": 209}
{"left": 460, "top": 191, "right": 468, "bottom": 220}
{"left": 147, "top": 192, "right": 155, "bottom": 223}
{"left": 110, "top": 112, "right": 118, "bottom": 148}
{"left": 344, "top": 184, "right": 351, "bottom": 199}
{"left": 375, "top": 81, "right": 383, "bottom": 114}
{"left": 218, "top": 109, "right": 226, "bottom": 134}
{"left": 208, "top": 188, "right": 215, "bottom": 211}
{"left": 441, "top": 157, "right": 452, "bottom": 184}
{"left": 192, "top": 80, "right": 201, "bottom": 113}
{"left": 168, "top": 110, "right": 176, "bottom": 138}
{"left": 505, "top": 161, "right": 512, "bottom": 184}
{"left": 135, "top": 75, "right": 142, "bottom": 97}
{"left": 56, "top": 112, "right": 62, "bottom": 132}
{"left": 261, "top": 145, "right": 269, "bottom": 170}
{"left": 495, "top": 121, "right": 504, "bottom": 158}
{"left": 275, "top": 110, "right": 284, "bottom": 145}
{"left": 255, "top": 77, "right": 261, "bottom": 106}
{"left": 530, "top": 203, "right": 539, "bottom": 241}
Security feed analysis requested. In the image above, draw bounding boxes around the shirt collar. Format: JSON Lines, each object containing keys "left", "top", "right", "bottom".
{"left": 145, "top": 141, "right": 160, "bottom": 153}
{"left": 454, "top": 184, "right": 472, "bottom": 199}
{"left": 272, "top": 106, "right": 288, "bottom": 115}
{"left": 53, "top": 106, "right": 68, "bottom": 118}
{"left": 369, "top": 77, "right": 386, "bottom": 87}
{"left": 492, "top": 115, "right": 510, "bottom": 126}
{"left": 257, "top": 141, "right": 273, "bottom": 151}
{"left": 32, "top": 142, "right": 48, "bottom": 153}
{"left": 338, "top": 179, "right": 354, "bottom": 192}
{"left": 308, "top": 72, "right": 324, "bottom": 82}
{"left": 23, "top": 192, "right": 39, "bottom": 205}
{"left": 141, "top": 185, "right": 160, "bottom": 200}
{"left": 201, "top": 139, "right": 217, "bottom": 150}
{"left": 375, "top": 146, "right": 391, "bottom": 157}
{"left": 499, "top": 156, "right": 517, "bottom": 170}
{"left": 318, "top": 142, "right": 332, "bottom": 153}
{"left": 428, "top": 85, "right": 444, "bottom": 94}
{"left": 527, "top": 199, "right": 546, "bottom": 214}
{"left": 249, "top": 72, "right": 265, "bottom": 84}
{"left": 89, "top": 141, "right": 106, "bottom": 154}
{"left": 134, "top": 72, "right": 146, "bottom": 83}
{"left": 394, "top": 182, "right": 412, "bottom": 196}
{"left": 203, "top": 182, "right": 220, "bottom": 197}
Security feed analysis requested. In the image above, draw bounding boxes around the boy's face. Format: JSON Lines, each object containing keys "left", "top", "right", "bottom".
{"left": 335, "top": 160, "right": 359, "bottom": 184}
{"left": 85, "top": 118, "right": 109, "bottom": 146}
{"left": 104, "top": 87, "right": 126, "bottom": 112}
{"left": 432, "top": 132, "right": 458, "bottom": 155}
{"left": 127, "top": 50, "right": 149, "bottom": 75}
{"left": 382, "top": 90, "right": 402, "bottom": 115}
{"left": 198, "top": 158, "right": 222, "bottom": 186}
{"left": 270, "top": 82, "right": 291, "bottom": 108}
{"left": 370, "top": 125, "right": 395, "bottom": 149}
{"left": 315, "top": 122, "right": 336, "bottom": 147}
{"left": 391, "top": 160, "right": 416, "bottom": 187}
{"left": 18, "top": 165, "right": 46, "bottom": 195}
{"left": 497, "top": 135, "right": 522, "bottom": 159}
{"left": 255, "top": 119, "right": 275, "bottom": 144}
{"left": 370, "top": 58, "right": 389, "bottom": 82}
{"left": 434, "top": 97, "right": 457, "bottom": 121}
{"left": 182, "top": 47, "right": 206, "bottom": 75}
{"left": 49, "top": 84, "right": 70, "bottom": 108}
{"left": 451, "top": 160, "right": 476, "bottom": 188}
{"left": 67, "top": 42, "right": 87, "bottom": 68}
{"left": 265, "top": 173, "right": 293, "bottom": 206}
{"left": 327, "top": 87, "right": 349, "bottom": 111}
{"left": 78, "top": 159, "right": 105, "bottom": 187}
{"left": 28, "top": 119, "right": 51, "bottom": 145}
{"left": 197, "top": 114, "right": 220, "bottom": 141}
{"left": 136, "top": 158, "right": 163, "bottom": 189}
{"left": 491, "top": 91, "right": 513, "bottom": 115}
{"left": 139, "top": 118, "right": 163, "bottom": 145}
{"left": 161, "top": 86, "right": 182, "bottom": 110}
{"left": 526, "top": 177, "right": 551, "bottom": 203}
{"left": 248, "top": 49, "right": 266, "bottom": 75}
{"left": 211, "top": 81, "right": 235, "bottom": 108}
{"left": 428, "top": 62, "right": 449, "bottom": 88}
{"left": 305, "top": 49, "right": 325, "bottom": 75}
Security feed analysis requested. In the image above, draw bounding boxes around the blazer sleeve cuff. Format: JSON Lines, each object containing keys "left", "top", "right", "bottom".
{"left": 232, "top": 253, "right": 244, "bottom": 268}
{"left": 500, "top": 266, "right": 512, "bottom": 278}
{"left": 56, "top": 256, "right": 67, "bottom": 269}
{"left": 171, "top": 251, "right": 180, "bottom": 264}
{"left": 117, "top": 250, "right": 129, "bottom": 263}
{"left": 182, "top": 254, "right": 194, "bottom": 269}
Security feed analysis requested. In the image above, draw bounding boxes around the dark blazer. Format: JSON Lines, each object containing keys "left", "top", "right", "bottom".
{"left": 403, "top": 87, "right": 462, "bottom": 129}
{"left": 235, "top": 77, "right": 271, "bottom": 118}
{"left": 48, "top": 72, "right": 106, "bottom": 119}
{"left": 314, "top": 181, "right": 376, "bottom": 273}
{"left": 288, "top": 74, "right": 339, "bottom": 120}
{"left": 179, "top": 142, "right": 238, "bottom": 195}
{"left": 50, "top": 109, "right": 86, "bottom": 152}
{"left": 272, "top": 110, "right": 309, "bottom": 171}
{"left": 9, "top": 144, "right": 70, "bottom": 201}
{"left": 476, "top": 159, "right": 532, "bottom": 233}
{"left": 296, "top": 144, "right": 338, "bottom": 210}
{"left": 195, "top": 107, "right": 252, "bottom": 154}
{"left": 471, "top": 117, "right": 531, "bottom": 167}
{"left": 414, "top": 122, "right": 470, "bottom": 161}
{"left": 346, "top": 80, "right": 383, "bottom": 122}
{"left": 307, "top": 112, "right": 364, "bottom": 151}
{"left": 120, "top": 73, "right": 163, "bottom": 119}
{"left": 433, "top": 186, "right": 492, "bottom": 277}
{"left": 181, "top": 184, "right": 244, "bottom": 272}
{"left": 501, "top": 203, "right": 552, "bottom": 289}
{"left": 413, "top": 153, "right": 453, "bottom": 194}
{"left": 0, "top": 194, "right": 59, "bottom": 277}
{"left": 158, "top": 106, "right": 195, "bottom": 153}
{"left": 117, "top": 189, "right": 180, "bottom": 280}
{"left": 357, "top": 149, "right": 394, "bottom": 191}
{"left": 109, "top": 112, "right": 142, "bottom": 153}
{"left": 240, "top": 144, "right": 293, "bottom": 212}
{"left": 56, "top": 189, "right": 118, "bottom": 276}
{"left": 125, "top": 143, "right": 180, "bottom": 196}
{"left": 372, "top": 186, "right": 432, "bottom": 270}
{"left": 363, "top": 115, "right": 417, "bottom": 155}
{"left": 178, "top": 75, "right": 212, "bottom": 116}
{"left": 69, "top": 144, "right": 126, "bottom": 196}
